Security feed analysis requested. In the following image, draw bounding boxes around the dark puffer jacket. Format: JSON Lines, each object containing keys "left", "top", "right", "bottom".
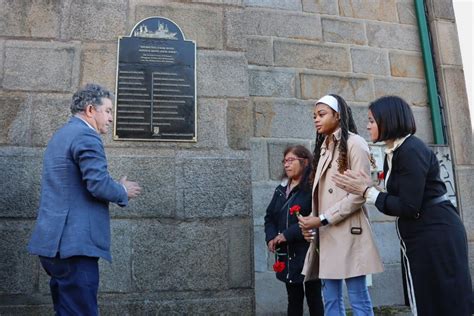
{"left": 264, "top": 182, "right": 312, "bottom": 283}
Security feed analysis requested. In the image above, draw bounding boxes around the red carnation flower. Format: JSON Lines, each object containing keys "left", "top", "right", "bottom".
{"left": 289, "top": 205, "right": 301, "bottom": 216}
{"left": 377, "top": 171, "right": 384, "bottom": 180}
{"left": 273, "top": 260, "right": 286, "bottom": 273}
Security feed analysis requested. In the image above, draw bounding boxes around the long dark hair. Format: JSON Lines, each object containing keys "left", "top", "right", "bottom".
{"left": 281, "top": 145, "right": 313, "bottom": 192}
{"left": 310, "top": 94, "right": 358, "bottom": 184}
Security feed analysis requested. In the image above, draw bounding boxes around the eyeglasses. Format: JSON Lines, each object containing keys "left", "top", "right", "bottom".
{"left": 282, "top": 158, "right": 303, "bottom": 165}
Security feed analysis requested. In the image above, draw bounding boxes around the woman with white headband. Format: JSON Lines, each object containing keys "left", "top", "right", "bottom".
{"left": 298, "top": 94, "right": 383, "bottom": 316}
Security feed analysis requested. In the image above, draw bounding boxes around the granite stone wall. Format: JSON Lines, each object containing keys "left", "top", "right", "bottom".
{"left": 0, "top": 0, "right": 471, "bottom": 315}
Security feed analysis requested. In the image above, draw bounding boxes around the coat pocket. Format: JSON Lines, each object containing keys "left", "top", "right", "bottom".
{"left": 88, "top": 206, "right": 110, "bottom": 251}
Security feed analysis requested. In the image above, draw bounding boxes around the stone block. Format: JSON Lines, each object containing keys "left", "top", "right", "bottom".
{"left": 81, "top": 43, "right": 117, "bottom": 91}
{"left": 273, "top": 39, "right": 350, "bottom": 72}
{"left": 61, "top": 0, "right": 127, "bottom": 41}
{"left": 0, "top": 92, "right": 28, "bottom": 145}
{"left": 226, "top": 8, "right": 322, "bottom": 49}
{"left": 245, "top": 0, "right": 302, "bottom": 11}
{"left": 302, "top": 0, "right": 338, "bottom": 14}
{"left": 322, "top": 18, "right": 366, "bottom": 45}
{"left": 347, "top": 103, "right": 371, "bottom": 140}
{"left": 390, "top": 51, "right": 425, "bottom": 79}
{"left": 253, "top": 98, "right": 275, "bottom": 138}
{"left": 131, "top": 219, "right": 229, "bottom": 291}
{"left": 0, "top": 221, "right": 37, "bottom": 294}
{"left": 371, "top": 222, "right": 400, "bottom": 264}
{"left": 99, "top": 295, "right": 254, "bottom": 315}
{"left": 0, "top": 305, "right": 52, "bottom": 316}
{"left": 227, "top": 99, "right": 253, "bottom": 150}
{"left": 268, "top": 140, "right": 310, "bottom": 180}
{"left": 254, "top": 98, "right": 315, "bottom": 139}
{"left": 197, "top": 51, "right": 248, "bottom": 97}
{"left": 29, "top": 94, "right": 72, "bottom": 146}
{"left": 253, "top": 181, "right": 280, "bottom": 226}
{"left": 3, "top": 41, "right": 80, "bottom": 92}
{"left": 0, "top": 0, "right": 60, "bottom": 37}
{"left": 191, "top": 0, "right": 243, "bottom": 5}
{"left": 374, "top": 78, "right": 427, "bottom": 106}
{"left": 135, "top": 3, "right": 224, "bottom": 49}
{"left": 370, "top": 263, "right": 405, "bottom": 306}
{"left": 228, "top": 218, "right": 254, "bottom": 288}
{"left": 196, "top": 98, "right": 227, "bottom": 149}
{"left": 254, "top": 226, "right": 268, "bottom": 272}
{"left": 351, "top": 48, "right": 389, "bottom": 76}
{"left": 246, "top": 36, "right": 273, "bottom": 66}
{"left": 455, "top": 168, "right": 474, "bottom": 240}
{"left": 432, "top": 21, "right": 463, "bottom": 66}
{"left": 367, "top": 22, "right": 420, "bottom": 52}
{"left": 0, "top": 39, "right": 4, "bottom": 83}
{"left": 250, "top": 138, "right": 269, "bottom": 182}
{"left": 412, "top": 106, "right": 434, "bottom": 144}
{"left": 107, "top": 154, "right": 176, "bottom": 218}
{"left": 429, "top": 0, "right": 455, "bottom": 20}
{"left": 0, "top": 148, "right": 43, "bottom": 217}
{"left": 255, "top": 271, "right": 286, "bottom": 315}
{"left": 177, "top": 158, "right": 251, "bottom": 218}
{"left": 301, "top": 73, "right": 373, "bottom": 102}
{"left": 249, "top": 68, "right": 296, "bottom": 98}
{"left": 439, "top": 67, "right": 473, "bottom": 165}
{"left": 339, "top": 0, "right": 398, "bottom": 22}
{"left": 397, "top": 0, "right": 417, "bottom": 25}
{"left": 99, "top": 220, "right": 132, "bottom": 292}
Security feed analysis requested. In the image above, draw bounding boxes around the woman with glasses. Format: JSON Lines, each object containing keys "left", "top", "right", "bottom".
{"left": 264, "top": 145, "right": 324, "bottom": 316}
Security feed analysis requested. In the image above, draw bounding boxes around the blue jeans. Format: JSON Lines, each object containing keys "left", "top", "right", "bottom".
{"left": 322, "top": 276, "right": 374, "bottom": 316}
{"left": 39, "top": 255, "right": 99, "bottom": 316}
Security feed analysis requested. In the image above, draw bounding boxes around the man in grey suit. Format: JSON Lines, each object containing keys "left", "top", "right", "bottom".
{"left": 28, "top": 83, "right": 141, "bottom": 315}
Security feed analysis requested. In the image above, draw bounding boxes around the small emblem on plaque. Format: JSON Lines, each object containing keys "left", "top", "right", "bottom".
{"left": 153, "top": 126, "right": 160, "bottom": 136}
{"left": 133, "top": 22, "right": 178, "bottom": 40}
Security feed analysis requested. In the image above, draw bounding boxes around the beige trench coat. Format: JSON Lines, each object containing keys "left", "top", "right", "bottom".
{"left": 302, "top": 130, "right": 384, "bottom": 280}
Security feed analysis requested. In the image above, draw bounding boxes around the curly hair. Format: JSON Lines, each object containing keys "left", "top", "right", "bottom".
{"left": 70, "top": 83, "right": 112, "bottom": 114}
{"left": 309, "top": 94, "right": 358, "bottom": 184}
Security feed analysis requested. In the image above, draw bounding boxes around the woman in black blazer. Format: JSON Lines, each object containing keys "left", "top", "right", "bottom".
{"left": 333, "top": 96, "right": 472, "bottom": 316}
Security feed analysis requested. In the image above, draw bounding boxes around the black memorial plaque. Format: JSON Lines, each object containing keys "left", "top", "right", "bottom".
{"left": 114, "top": 17, "right": 196, "bottom": 141}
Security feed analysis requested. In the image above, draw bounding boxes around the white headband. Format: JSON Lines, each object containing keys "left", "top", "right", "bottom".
{"left": 316, "top": 95, "right": 339, "bottom": 113}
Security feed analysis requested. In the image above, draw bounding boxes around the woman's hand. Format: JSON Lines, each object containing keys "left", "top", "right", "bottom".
{"left": 267, "top": 239, "right": 277, "bottom": 253}
{"left": 332, "top": 169, "right": 372, "bottom": 196}
{"left": 298, "top": 215, "right": 321, "bottom": 242}
{"left": 274, "top": 234, "right": 287, "bottom": 245}
{"left": 301, "top": 228, "right": 316, "bottom": 242}
{"left": 298, "top": 215, "right": 321, "bottom": 230}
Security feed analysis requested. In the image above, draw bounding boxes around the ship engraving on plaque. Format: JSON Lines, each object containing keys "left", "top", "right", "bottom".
{"left": 114, "top": 17, "right": 196, "bottom": 141}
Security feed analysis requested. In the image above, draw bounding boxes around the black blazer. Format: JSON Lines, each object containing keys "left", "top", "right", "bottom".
{"left": 375, "top": 135, "right": 448, "bottom": 219}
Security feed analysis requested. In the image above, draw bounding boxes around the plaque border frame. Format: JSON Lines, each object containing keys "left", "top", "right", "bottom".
{"left": 113, "top": 16, "right": 197, "bottom": 142}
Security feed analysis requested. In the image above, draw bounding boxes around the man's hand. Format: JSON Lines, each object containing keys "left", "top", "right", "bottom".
{"left": 120, "top": 176, "right": 142, "bottom": 199}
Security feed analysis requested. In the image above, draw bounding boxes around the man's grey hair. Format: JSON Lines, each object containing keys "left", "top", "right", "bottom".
{"left": 70, "top": 84, "right": 112, "bottom": 114}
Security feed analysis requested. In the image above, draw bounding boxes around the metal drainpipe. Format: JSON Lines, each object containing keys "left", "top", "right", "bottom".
{"left": 414, "top": 0, "right": 446, "bottom": 144}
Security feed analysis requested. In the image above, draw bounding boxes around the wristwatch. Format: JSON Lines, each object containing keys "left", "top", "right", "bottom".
{"left": 319, "top": 214, "right": 329, "bottom": 226}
